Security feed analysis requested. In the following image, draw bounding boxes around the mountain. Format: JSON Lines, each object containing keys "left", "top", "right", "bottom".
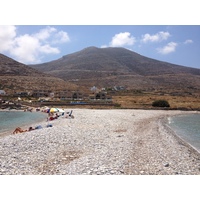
{"left": 0, "top": 54, "right": 78, "bottom": 94}
{"left": 0, "top": 53, "right": 47, "bottom": 76}
{"left": 30, "top": 47, "right": 200, "bottom": 95}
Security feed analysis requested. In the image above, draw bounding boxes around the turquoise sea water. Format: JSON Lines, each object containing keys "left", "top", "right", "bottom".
{"left": 168, "top": 114, "right": 200, "bottom": 152}
{"left": 0, "top": 111, "right": 47, "bottom": 135}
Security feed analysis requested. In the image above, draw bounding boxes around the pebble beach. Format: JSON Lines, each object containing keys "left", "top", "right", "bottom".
{"left": 0, "top": 109, "right": 200, "bottom": 175}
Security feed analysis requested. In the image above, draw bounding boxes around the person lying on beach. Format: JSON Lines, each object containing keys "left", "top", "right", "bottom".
{"left": 13, "top": 127, "right": 27, "bottom": 134}
{"left": 49, "top": 116, "right": 57, "bottom": 121}
{"left": 13, "top": 126, "right": 35, "bottom": 134}
{"left": 28, "top": 127, "right": 35, "bottom": 131}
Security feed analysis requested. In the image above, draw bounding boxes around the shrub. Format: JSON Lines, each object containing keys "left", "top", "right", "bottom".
{"left": 114, "top": 103, "right": 121, "bottom": 108}
{"left": 152, "top": 100, "right": 170, "bottom": 107}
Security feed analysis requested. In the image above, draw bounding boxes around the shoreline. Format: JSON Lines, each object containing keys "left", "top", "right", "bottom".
{"left": 0, "top": 109, "right": 199, "bottom": 175}
{"left": 162, "top": 116, "right": 200, "bottom": 155}
{"left": 0, "top": 109, "right": 48, "bottom": 138}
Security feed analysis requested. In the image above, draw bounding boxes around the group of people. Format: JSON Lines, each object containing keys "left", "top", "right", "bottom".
{"left": 48, "top": 113, "right": 61, "bottom": 121}
{"left": 12, "top": 110, "right": 74, "bottom": 135}
{"left": 47, "top": 110, "right": 74, "bottom": 121}
{"left": 13, "top": 125, "right": 46, "bottom": 134}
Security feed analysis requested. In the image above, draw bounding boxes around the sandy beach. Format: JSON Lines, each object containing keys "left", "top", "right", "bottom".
{"left": 0, "top": 109, "right": 199, "bottom": 175}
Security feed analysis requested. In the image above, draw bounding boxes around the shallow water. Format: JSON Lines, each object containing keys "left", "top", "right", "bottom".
{"left": 168, "top": 114, "right": 200, "bottom": 152}
{"left": 0, "top": 111, "right": 47, "bottom": 135}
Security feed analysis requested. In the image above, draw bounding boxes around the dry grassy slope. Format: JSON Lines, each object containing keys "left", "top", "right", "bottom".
{"left": 0, "top": 54, "right": 48, "bottom": 76}
{"left": 112, "top": 94, "right": 200, "bottom": 109}
{"left": 0, "top": 76, "right": 79, "bottom": 94}
{"left": 0, "top": 54, "right": 79, "bottom": 94}
{"left": 30, "top": 47, "right": 200, "bottom": 94}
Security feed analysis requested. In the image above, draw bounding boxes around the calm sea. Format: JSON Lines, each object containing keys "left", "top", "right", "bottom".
{"left": 168, "top": 113, "right": 200, "bottom": 152}
{"left": 0, "top": 111, "right": 47, "bottom": 136}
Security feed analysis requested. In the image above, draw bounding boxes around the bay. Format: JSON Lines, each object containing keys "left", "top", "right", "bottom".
{"left": 0, "top": 111, "right": 47, "bottom": 136}
{"left": 168, "top": 113, "right": 200, "bottom": 152}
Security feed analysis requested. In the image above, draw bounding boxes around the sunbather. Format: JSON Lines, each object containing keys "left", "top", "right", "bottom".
{"left": 13, "top": 126, "right": 35, "bottom": 134}
{"left": 28, "top": 127, "right": 35, "bottom": 131}
{"left": 13, "top": 127, "right": 27, "bottom": 134}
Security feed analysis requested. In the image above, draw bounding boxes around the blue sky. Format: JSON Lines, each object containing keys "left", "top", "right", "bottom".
{"left": 0, "top": 1, "right": 200, "bottom": 69}
{"left": 0, "top": 25, "right": 199, "bottom": 69}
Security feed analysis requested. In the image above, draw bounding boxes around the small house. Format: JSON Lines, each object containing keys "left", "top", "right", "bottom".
{"left": 0, "top": 90, "right": 6, "bottom": 95}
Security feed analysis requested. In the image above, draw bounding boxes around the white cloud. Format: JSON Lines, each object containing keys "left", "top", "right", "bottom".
{"left": 157, "top": 42, "right": 178, "bottom": 54}
{"left": 109, "top": 32, "right": 136, "bottom": 47}
{"left": 142, "top": 31, "right": 171, "bottom": 43}
{"left": 53, "top": 31, "right": 70, "bottom": 44}
{"left": 0, "top": 25, "right": 16, "bottom": 52}
{"left": 184, "top": 39, "right": 193, "bottom": 44}
{"left": 11, "top": 34, "right": 41, "bottom": 63}
{"left": 39, "top": 44, "right": 60, "bottom": 54}
{"left": 101, "top": 45, "right": 108, "bottom": 48}
{"left": 0, "top": 25, "right": 70, "bottom": 64}
{"left": 34, "top": 26, "right": 57, "bottom": 41}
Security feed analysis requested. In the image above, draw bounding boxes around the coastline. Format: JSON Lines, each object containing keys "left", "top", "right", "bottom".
{"left": 0, "top": 109, "right": 199, "bottom": 175}
{"left": 162, "top": 116, "right": 200, "bottom": 155}
{"left": 0, "top": 109, "right": 48, "bottom": 138}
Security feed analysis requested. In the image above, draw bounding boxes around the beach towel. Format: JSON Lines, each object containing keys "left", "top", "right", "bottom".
{"left": 47, "top": 124, "right": 53, "bottom": 128}
{"left": 35, "top": 125, "right": 42, "bottom": 129}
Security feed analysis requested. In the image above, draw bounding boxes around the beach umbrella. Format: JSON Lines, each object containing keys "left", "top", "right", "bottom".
{"left": 50, "top": 108, "right": 59, "bottom": 113}
{"left": 56, "top": 108, "right": 65, "bottom": 113}
{"left": 47, "top": 108, "right": 59, "bottom": 113}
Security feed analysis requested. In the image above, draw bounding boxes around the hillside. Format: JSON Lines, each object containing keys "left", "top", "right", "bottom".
{"left": 30, "top": 47, "right": 200, "bottom": 95}
{"left": 0, "top": 54, "right": 79, "bottom": 94}
{"left": 0, "top": 54, "right": 48, "bottom": 76}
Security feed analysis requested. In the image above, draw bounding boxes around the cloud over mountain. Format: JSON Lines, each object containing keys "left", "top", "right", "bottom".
{"left": 141, "top": 31, "right": 171, "bottom": 43}
{"left": 0, "top": 26, "right": 70, "bottom": 64}
{"left": 157, "top": 42, "right": 178, "bottom": 54}
{"left": 109, "top": 32, "right": 136, "bottom": 47}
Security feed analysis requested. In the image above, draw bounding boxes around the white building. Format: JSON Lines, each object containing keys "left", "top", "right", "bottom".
{"left": 0, "top": 90, "right": 6, "bottom": 95}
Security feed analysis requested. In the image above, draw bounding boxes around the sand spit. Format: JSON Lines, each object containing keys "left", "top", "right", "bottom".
{"left": 0, "top": 109, "right": 199, "bottom": 175}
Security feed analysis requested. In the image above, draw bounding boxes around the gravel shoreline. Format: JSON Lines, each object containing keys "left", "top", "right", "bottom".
{"left": 0, "top": 109, "right": 199, "bottom": 175}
